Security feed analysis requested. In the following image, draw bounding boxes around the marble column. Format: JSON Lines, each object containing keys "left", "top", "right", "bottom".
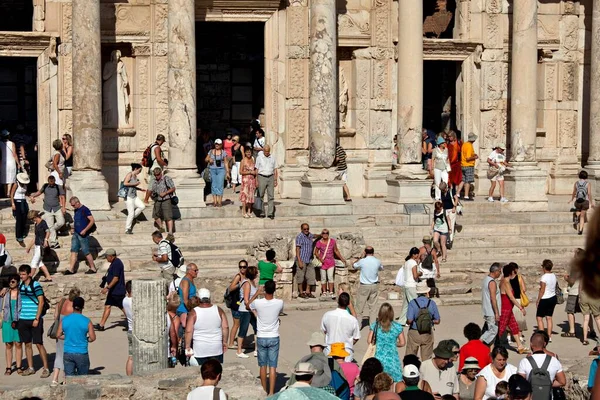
{"left": 66, "top": 0, "right": 110, "bottom": 210}
{"left": 167, "top": 0, "right": 205, "bottom": 208}
{"left": 299, "top": 0, "right": 344, "bottom": 205}
{"left": 504, "top": 0, "right": 547, "bottom": 208}
{"left": 586, "top": 0, "right": 600, "bottom": 201}
{"left": 386, "top": 0, "right": 430, "bottom": 204}
{"left": 132, "top": 279, "right": 168, "bottom": 374}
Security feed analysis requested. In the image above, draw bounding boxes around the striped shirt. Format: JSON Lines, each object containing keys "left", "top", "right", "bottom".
{"left": 19, "top": 281, "right": 43, "bottom": 320}
{"left": 295, "top": 232, "right": 315, "bottom": 264}
{"left": 335, "top": 145, "right": 347, "bottom": 171}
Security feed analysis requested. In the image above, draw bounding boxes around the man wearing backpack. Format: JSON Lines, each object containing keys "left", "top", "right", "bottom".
{"left": 569, "top": 170, "right": 593, "bottom": 235}
{"left": 517, "top": 332, "right": 566, "bottom": 399}
{"left": 29, "top": 175, "right": 65, "bottom": 249}
{"left": 151, "top": 231, "right": 183, "bottom": 279}
{"left": 405, "top": 280, "right": 440, "bottom": 361}
{"left": 142, "top": 134, "right": 167, "bottom": 204}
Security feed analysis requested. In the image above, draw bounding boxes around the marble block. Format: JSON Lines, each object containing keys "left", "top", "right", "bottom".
{"left": 66, "top": 170, "right": 110, "bottom": 211}
{"left": 385, "top": 166, "right": 431, "bottom": 204}
{"left": 279, "top": 165, "right": 308, "bottom": 199}
{"left": 503, "top": 163, "right": 548, "bottom": 209}
{"left": 299, "top": 168, "right": 345, "bottom": 206}
{"left": 549, "top": 164, "right": 580, "bottom": 195}
{"left": 167, "top": 169, "right": 206, "bottom": 208}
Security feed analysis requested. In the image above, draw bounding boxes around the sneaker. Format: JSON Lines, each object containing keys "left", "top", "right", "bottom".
{"left": 500, "top": 197, "right": 509, "bottom": 203}
{"left": 487, "top": 197, "right": 494, "bottom": 202}
{"left": 50, "top": 380, "right": 60, "bottom": 387}
{"left": 93, "top": 324, "right": 105, "bottom": 331}
{"left": 63, "top": 270, "right": 75, "bottom": 276}
{"left": 21, "top": 368, "right": 35, "bottom": 376}
{"left": 125, "top": 229, "right": 133, "bottom": 235}
{"left": 40, "top": 368, "right": 51, "bottom": 378}
{"left": 236, "top": 352, "right": 249, "bottom": 359}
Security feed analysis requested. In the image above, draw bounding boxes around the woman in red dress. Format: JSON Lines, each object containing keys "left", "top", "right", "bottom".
{"left": 239, "top": 148, "right": 256, "bottom": 218}
{"left": 499, "top": 263, "right": 529, "bottom": 353}
{"left": 447, "top": 131, "right": 463, "bottom": 191}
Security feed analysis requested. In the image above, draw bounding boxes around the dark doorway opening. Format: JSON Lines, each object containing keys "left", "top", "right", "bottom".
{"left": 423, "top": 61, "right": 459, "bottom": 136}
{"left": 196, "top": 22, "right": 265, "bottom": 135}
{"left": 0, "top": 57, "right": 38, "bottom": 193}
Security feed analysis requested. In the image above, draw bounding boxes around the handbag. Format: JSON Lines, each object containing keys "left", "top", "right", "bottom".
{"left": 310, "top": 239, "right": 331, "bottom": 268}
{"left": 117, "top": 181, "right": 128, "bottom": 199}
{"left": 556, "top": 282, "right": 565, "bottom": 305}
{"left": 202, "top": 168, "right": 212, "bottom": 183}
{"left": 165, "top": 178, "right": 178, "bottom": 205}
{"left": 47, "top": 298, "right": 65, "bottom": 339}
{"left": 519, "top": 276, "right": 530, "bottom": 307}
{"left": 361, "top": 321, "right": 378, "bottom": 365}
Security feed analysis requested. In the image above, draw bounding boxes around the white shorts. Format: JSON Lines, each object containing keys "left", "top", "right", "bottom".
{"left": 337, "top": 170, "right": 348, "bottom": 182}
{"left": 491, "top": 173, "right": 504, "bottom": 182}
{"left": 30, "top": 245, "right": 45, "bottom": 268}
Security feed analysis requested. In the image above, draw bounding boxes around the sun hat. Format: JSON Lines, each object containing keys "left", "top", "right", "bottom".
{"left": 328, "top": 343, "right": 350, "bottom": 358}
{"left": 403, "top": 364, "right": 420, "bottom": 378}
{"left": 214, "top": 138, "right": 223, "bottom": 144}
{"left": 436, "top": 136, "right": 446, "bottom": 145}
{"left": 468, "top": 132, "right": 478, "bottom": 142}
{"left": 176, "top": 264, "right": 187, "bottom": 278}
{"left": 495, "top": 143, "right": 505, "bottom": 150}
{"left": 307, "top": 331, "right": 326, "bottom": 347}
{"left": 422, "top": 235, "right": 432, "bottom": 244}
{"left": 198, "top": 288, "right": 211, "bottom": 300}
{"left": 433, "top": 340, "right": 457, "bottom": 359}
{"left": 294, "top": 362, "right": 315, "bottom": 376}
{"left": 462, "top": 357, "right": 481, "bottom": 372}
{"left": 16, "top": 173, "right": 30, "bottom": 185}
{"left": 416, "top": 280, "right": 430, "bottom": 294}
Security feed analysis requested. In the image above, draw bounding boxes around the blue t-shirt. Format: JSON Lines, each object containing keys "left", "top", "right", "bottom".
{"left": 176, "top": 277, "right": 197, "bottom": 314}
{"left": 589, "top": 357, "right": 600, "bottom": 389}
{"left": 74, "top": 205, "right": 93, "bottom": 236}
{"left": 62, "top": 313, "right": 91, "bottom": 354}
{"left": 106, "top": 258, "right": 126, "bottom": 296}
{"left": 406, "top": 296, "right": 440, "bottom": 330}
{"left": 19, "top": 281, "right": 43, "bottom": 320}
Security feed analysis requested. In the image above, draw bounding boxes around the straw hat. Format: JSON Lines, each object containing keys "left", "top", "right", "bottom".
{"left": 16, "top": 173, "right": 30, "bottom": 185}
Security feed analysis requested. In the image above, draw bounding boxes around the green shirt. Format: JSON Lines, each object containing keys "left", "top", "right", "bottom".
{"left": 258, "top": 260, "right": 278, "bottom": 285}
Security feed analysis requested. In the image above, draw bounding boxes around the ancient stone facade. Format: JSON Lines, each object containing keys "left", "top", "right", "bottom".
{"left": 1, "top": 0, "right": 596, "bottom": 206}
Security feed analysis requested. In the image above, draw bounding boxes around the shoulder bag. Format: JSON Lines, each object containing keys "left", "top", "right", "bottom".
{"left": 47, "top": 298, "right": 65, "bottom": 339}
{"left": 165, "top": 177, "right": 179, "bottom": 206}
{"left": 309, "top": 239, "right": 331, "bottom": 268}
{"left": 361, "top": 320, "right": 378, "bottom": 364}
{"left": 519, "top": 275, "right": 530, "bottom": 307}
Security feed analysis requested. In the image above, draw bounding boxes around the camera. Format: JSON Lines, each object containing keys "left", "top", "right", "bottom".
{"left": 11, "top": 321, "right": 17, "bottom": 330}
{"left": 99, "top": 276, "right": 107, "bottom": 289}
{"left": 215, "top": 159, "right": 222, "bottom": 168}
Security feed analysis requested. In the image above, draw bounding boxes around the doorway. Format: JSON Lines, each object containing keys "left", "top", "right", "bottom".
{"left": 423, "top": 60, "right": 460, "bottom": 136}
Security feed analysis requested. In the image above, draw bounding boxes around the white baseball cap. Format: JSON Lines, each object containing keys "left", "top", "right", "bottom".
{"left": 198, "top": 288, "right": 210, "bottom": 300}
{"left": 403, "top": 364, "right": 420, "bottom": 378}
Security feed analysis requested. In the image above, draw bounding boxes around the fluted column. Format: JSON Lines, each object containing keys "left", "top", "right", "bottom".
{"left": 586, "top": 0, "right": 600, "bottom": 202}
{"left": 67, "top": 0, "right": 109, "bottom": 210}
{"left": 132, "top": 279, "right": 168, "bottom": 374}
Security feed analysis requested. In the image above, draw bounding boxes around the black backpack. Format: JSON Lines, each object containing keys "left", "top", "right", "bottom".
{"left": 527, "top": 355, "right": 552, "bottom": 400}
{"left": 224, "top": 281, "right": 241, "bottom": 311}
{"left": 161, "top": 240, "right": 184, "bottom": 268}
{"left": 21, "top": 281, "right": 50, "bottom": 317}
{"left": 415, "top": 299, "right": 433, "bottom": 334}
{"left": 421, "top": 248, "right": 434, "bottom": 270}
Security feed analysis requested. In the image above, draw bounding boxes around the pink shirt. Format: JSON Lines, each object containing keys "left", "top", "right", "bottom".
{"left": 223, "top": 139, "right": 234, "bottom": 157}
{"left": 315, "top": 238, "right": 336, "bottom": 270}
{"left": 339, "top": 361, "right": 360, "bottom": 395}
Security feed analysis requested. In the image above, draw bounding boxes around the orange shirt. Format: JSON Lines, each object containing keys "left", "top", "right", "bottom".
{"left": 461, "top": 141, "right": 475, "bottom": 167}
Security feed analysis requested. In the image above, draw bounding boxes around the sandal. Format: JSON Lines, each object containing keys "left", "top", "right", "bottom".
{"left": 16, "top": 366, "right": 26, "bottom": 375}
{"left": 517, "top": 347, "right": 530, "bottom": 354}
{"left": 4, "top": 367, "right": 12, "bottom": 376}
{"left": 561, "top": 332, "right": 576, "bottom": 338}
{"left": 583, "top": 340, "right": 590, "bottom": 345}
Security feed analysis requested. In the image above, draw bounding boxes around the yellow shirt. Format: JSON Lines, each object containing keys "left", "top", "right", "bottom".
{"left": 461, "top": 142, "right": 475, "bottom": 167}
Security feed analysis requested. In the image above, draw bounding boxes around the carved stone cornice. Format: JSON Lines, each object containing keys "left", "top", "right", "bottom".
{"left": 423, "top": 39, "right": 482, "bottom": 61}
{"left": 196, "top": 0, "right": 280, "bottom": 21}
{"left": 0, "top": 31, "right": 58, "bottom": 57}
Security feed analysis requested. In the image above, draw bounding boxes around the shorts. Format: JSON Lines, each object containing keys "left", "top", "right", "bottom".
{"left": 565, "top": 295, "right": 581, "bottom": 314}
{"left": 17, "top": 319, "right": 44, "bottom": 344}
{"left": 232, "top": 310, "right": 241, "bottom": 319}
{"left": 31, "top": 245, "right": 44, "bottom": 268}
{"left": 321, "top": 267, "right": 335, "bottom": 283}
{"left": 127, "top": 331, "right": 133, "bottom": 356}
{"left": 433, "top": 230, "right": 449, "bottom": 237}
{"left": 337, "top": 169, "right": 348, "bottom": 182}
{"left": 462, "top": 166, "right": 475, "bottom": 183}
{"left": 160, "top": 266, "right": 176, "bottom": 280}
{"left": 105, "top": 294, "right": 125, "bottom": 309}
{"left": 536, "top": 296, "right": 557, "bottom": 318}
{"left": 579, "top": 290, "right": 600, "bottom": 317}
{"left": 296, "top": 260, "right": 316, "bottom": 286}
{"left": 238, "top": 311, "right": 257, "bottom": 339}
{"left": 575, "top": 200, "right": 590, "bottom": 211}
{"left": 257, "top": 337, "right": 280, "bottom": 368}
{"left": 152, "top": 200, "right": 173, "bottom": 221}
{"left": 195, "top": 354, "right": 223, "bottom": 366}
{"left": 490, "top": 171, "right": 504, "bottom": 182}
{"left": 71, "top": 232, "right": 91, "bottom": 255}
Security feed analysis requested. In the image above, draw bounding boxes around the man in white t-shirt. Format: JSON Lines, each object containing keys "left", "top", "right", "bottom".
{"left": 187, "top": 359, "right": 228, "bottom": 400}
{"left": 487, "top": 144, "right": 510, "bottom": 203}
{"left": 151, "top": 231, "right": 174, "bottom": 279}
{"left": 420, "top": 340, "right": 460, "bottom": 399}
{"left": 536, "top": 259, "right": 558, "bottom": 342}
{"left": 122, "top": 280, "right": 133, "bottom": 376}
{"left": 517, "top": 333, "right": 566, "bottom": 393}
{"left": 320, "top": 292, "right": 360, "bottom": 362}
{"left": 251, "top": 279, "right": 284, "bottom": 396}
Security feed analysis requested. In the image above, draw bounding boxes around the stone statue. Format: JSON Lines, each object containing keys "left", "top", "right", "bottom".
{"left": 102, "top": 50, "right": 131, "bottom": 129}
{"left": 338, "top": 67, "right": 349, "bottom": 128}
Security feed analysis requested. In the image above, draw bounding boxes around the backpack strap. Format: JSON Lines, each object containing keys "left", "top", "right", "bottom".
{"left": 526, "top": 355, "right": 538, "bottom": 370}
{"left": 212, "top": 387, "right": 220, "bottom": 400}
{"left": 421, "top": 299, "right": 431, "bottom": 310}
{"left": 540, "top": 354, "right": 552, "bottom": 371}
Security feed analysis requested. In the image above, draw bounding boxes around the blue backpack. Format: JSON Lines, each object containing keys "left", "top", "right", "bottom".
{"left": 328, "top": 358, "right": 350, "bottom": 400}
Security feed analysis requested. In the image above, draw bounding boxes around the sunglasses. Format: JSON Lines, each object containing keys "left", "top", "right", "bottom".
{"left": 9, "top": 280, "right": 18, "bottom": 284}
{"left": 321, "top": 232, "right": 329, "bottom": 235}
{"left": 302, "top": 228, "right": 310, "bottom": 231}
{"left": 239, "top": 265, "right": 248, "bottom": 269}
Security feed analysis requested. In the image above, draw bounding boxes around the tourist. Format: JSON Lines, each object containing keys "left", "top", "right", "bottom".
{"left": 143, "top": 134, "right": 167, "bottom": 204}
{"left": 494, "top": 382, "right": 509, "bottom": 399}
{"left": 405, "top": 280, "right": 440, "bottom": 361}
{"left": 49, "top": 139, "right": 67, "bottom": 186}
{"left": 10, "top": 172, "right": 30, "bottom": 244}
{"left": 579, "top": 284, "right": 600, "bottom": 346}
{"left": 422, "top": 129, "right": 434, "bottom": 172}
{"left": 122, "top": 280, "right": 133, "bottom": 376}
{"left": 400, "top": 247, "right": 421, "bottom": 328}
{"left": 94, "top": 249, "right": 126, "bottom": 331}
{"left": 62, "top": 134, "right": 73, "bottom": 176}
{"left": 236, "top": 265, "right": 258, "bottom": 358}
{"left": 185, "top": 288, "right": 229, "bottom": 366}
{"left": 253, "top": 128, "right": 265, "bottom": 157}
{"left": 255, "top": 144, "right": 277, "bottom": 219}
{"left": 508, "top": 263, "right": 527, "bottom": 344}
{"left": 458, "top": 132, "right": 478, "bottom": 201}
{"left": 321, "top": 292, "right": 360, "bottom": 361}
{"left": 432, "top": 136, "right": 450, "bottom": 200}
{"left": 569, "top": 170, "right": 593, "bottom": 235}
{"left": 258, "top": 249, "right": 282, "bottom": 288}
{"left": 151, "top": 231, "right": 176, "bottom": 279}
{"left": 337, "top": 283, "right": 357, "bottom": 318}
{"left": 1, "top": 274, "right": 22, "bottom": 376}
{"left": 123, "top": 163, "right": 146, "bottom": 235}
{"left": 587, "top": 349, "right": 600, "bottom": 392}
{"left": 562, "top": 255, "right": 581, "bottom": 339}
{"left": 296, "top": 223, "right": 316, "bottom": 299}
{"left": 314, "top": 229, "right": 346, "bottom": 297}
{"left": 419, "top": 340, "right": 460, "bottom": 399}
{"left": 0, "top": 129, "right": 19, "bottom": 196}
{"left": 251, "top": 279, "right": 284, "bottom": 396}
{"left": 517, "top": 333, "right": 566, "bottom": 393}
{"left": 0, "top": 233, "right": 12, "bottom": 269}
{"left": 177, "top": 263, "right": 198, "bottom": 330}
{"left": 166, "top": 291, "right": 181, "bottom": 365}
{"left": 335, "top": 142, "right": 352, "bottom": 201}
{"left": 487, "top": 144, "right": 509, "bottom": 202}
{"left": 187, "top": 358, "right": 228, "bottom": 400}
{"left": 16, "top": 265, "right": 50, "bottom": 377}
{"left": 395, "top": 355, "right": 433, "bottom": 394}
{"left": 64, "top": 196, "right": 98, "bottom": 275}
{"left": 536, "top": 259, "right": 557, "bottom": 342}
{"left": 354, "top": 357, "right": 384, "bottom": 399}
{"left": 239, "top": 147, "right": 257, "bottom": 218}
{"left": 30, "top": 175, "right": 65, "bottom": 249}
{"left": 473, "top": 346, "right": 517, "bottom": 400}
{"left": 50, "top": 287, "right": 80, "bottom": 386}
{"left": 459, "top": 323, "right": 492, "bottom": 370}
{"left": 458, "top": 358, "right": 480, "bottom": 400}
{"left": 431, "top": 201, "right": 450, "bottom": 262}
{"left": 367, "top": 372, "right": 394, "bottom": 399}
{"left": 368, "top": 303, "right": 405, "bottom": 382}
{"left": 330, "top": 342, "right": 360, "bottom": 396}
{"left": 206, "top": 138, "right": 229, "bottom": 207}
{"left": 498, "top": 264, "right": 528, "bottom": 353}
{"left": 25, "top": 211, "right": 52, "bottom": 282}
{"left": 226, "top": 260, "right": 247, "bottom": 349}
{"left": 57, "top": 297, "right": 95, "bottom": 376}
{"left": 224, "top": 132, "right": 234, "bottom": 158}
{"left": 150, "top": 168, "right": 175, "bottom": 234}
{"left": 419, "top": 236, "right": 440, "bottom": 298}
{"left": 507, "top": 374, "right": 532, "bottom": 400}
{"left": 231, "top": 135, "right": 244, "bottom": 193}
{"left": 352, "top": 246, "right": 383, "bottom": 325}
{"left": 439, "top": 182, "right": 458, "bottom": 243}
{"left": 398, "top": 364, "right": 435, "bottom": 400}
{"left": 481, "top": 263, "right": 502, "bottom": 346}
{"left": 447, "top": 131, "right": 462, "bottom": 192}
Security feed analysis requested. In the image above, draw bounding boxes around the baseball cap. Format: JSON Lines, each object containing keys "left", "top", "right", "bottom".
{"left": 73, "top": 297, "right": 85, "bottom": 311}
{"left": 214, "top": 138, "right": 223, "bottom": 144}
{"left": 508, "top": 374, "right": 532, "bottom": 399}
{"left": 403, "top": 364, "right": 419, "bottom": 378}
{"left": 198, "top": 288, "right": 210, "bottom": 300}
{"left": 294, "top": 362, "right": 315, "bottom": 375}
{"left": 100, "top": 248, "right": 117, "bottom": 258}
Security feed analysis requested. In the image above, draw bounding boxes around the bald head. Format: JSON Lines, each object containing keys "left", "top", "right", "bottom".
{"left": 530, "top": 333, "right": 546, "bottom": 351}
{"left": 374, "top": 392, "right": 400, "bottom": 400}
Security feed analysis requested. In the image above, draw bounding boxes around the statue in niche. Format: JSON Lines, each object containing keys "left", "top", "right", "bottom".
{"left": 103, "top": 50, "right": 131, "bottom": 129}
{"left": 338, "top": 67, "right": 349, "bottom": 128}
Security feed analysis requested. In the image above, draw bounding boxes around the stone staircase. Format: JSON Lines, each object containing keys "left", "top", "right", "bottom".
{"left": 0, "top": 195, "right": 583, "bottom": 310}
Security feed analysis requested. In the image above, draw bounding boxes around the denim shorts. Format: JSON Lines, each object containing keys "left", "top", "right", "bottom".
{"left": 232, "top": 310, "right": 241, "bottom": 319}
{"left": 237, "top": 311, "right": 257, "bottom": 339}
{"left": 70, "top": 232, "right": 91, "bottom": 255}
{"left": 257, "top": 337, "right": 280, "bottom": 368}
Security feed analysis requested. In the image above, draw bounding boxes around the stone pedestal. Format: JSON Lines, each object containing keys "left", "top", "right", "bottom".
{"left": 386, "top": 165, "right": 431, "bottom": 204}
{"left": 299, "top": 169, "right": 345, "bottom": 205}
{"left": 504, "top": 163, "right": 548, "bottom": 211}
{"left": 277, "top": 260, "right": 294, "bottom": 301}
{"left": 66, "top": 171, "right": 110, "bottom": 210}
{"left": 167, "top": 170, "right": 205, "bottom": 208}
{"left": 549, "top": 163, "right": 581, "bottom": 195}
{"left": 279, "top": 164, "right": 308, "bottom": 199}
{"left": 132, "top": 279, "right": 168, "bottom": 374}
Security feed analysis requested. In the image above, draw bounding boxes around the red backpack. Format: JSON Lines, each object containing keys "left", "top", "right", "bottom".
{"left": 141, "top": 143, "right": 156, "bottom": 167}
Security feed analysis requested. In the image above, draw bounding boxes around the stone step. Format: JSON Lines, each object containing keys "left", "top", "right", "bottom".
{"left": 368, "top": 235, "right": 585, "bottom": 249}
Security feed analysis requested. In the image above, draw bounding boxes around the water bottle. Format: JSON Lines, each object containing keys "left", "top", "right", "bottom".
{"left": 169, "top": 356, "right": 177, "bottom": 368}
